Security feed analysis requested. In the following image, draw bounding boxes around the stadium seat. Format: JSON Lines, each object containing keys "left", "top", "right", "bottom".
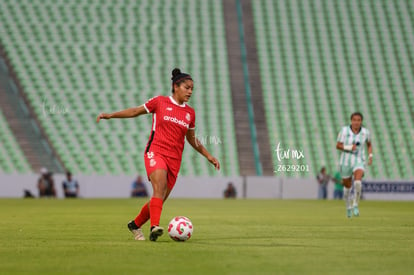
{"left": 0, "top": 111, "right": 32, "bottom": 173}
{"left": 252, "top": 0, "right": 414, "bottom": 179}
{"left": 0, "top": 0, "right": 239, "bottom": 176}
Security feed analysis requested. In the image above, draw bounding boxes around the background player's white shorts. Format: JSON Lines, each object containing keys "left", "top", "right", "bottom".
{"left": 339, "top": 162, "right": 365, "bottom": 179}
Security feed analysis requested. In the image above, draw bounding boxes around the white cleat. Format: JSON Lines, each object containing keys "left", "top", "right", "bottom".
{"left": 131, "top": 228, "right": 145, "bottom": 241}
{"left": 353, "top": 206, "right": 360, "bottom": 217}
{"left": 127, "top": 221, "right": 145, "bottom": 241}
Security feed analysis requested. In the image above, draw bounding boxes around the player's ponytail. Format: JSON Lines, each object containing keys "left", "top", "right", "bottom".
{"left": 171, "top": 68, "right": 192, "bottom": 93}
{"left": 171, "top": 68, "right": 181, "bottom": 80}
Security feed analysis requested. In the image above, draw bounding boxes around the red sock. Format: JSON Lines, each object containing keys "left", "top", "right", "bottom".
{"left": 134, "top": 202, "right": 150, "bottom": 228}
{"left": 149, "top": 197, "right": 163, "bottom": 227}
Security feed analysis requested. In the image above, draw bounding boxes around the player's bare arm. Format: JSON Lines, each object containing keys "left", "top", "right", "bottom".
{"left": 96, "top": 105, "right": 147, "bottom": 122}
{"left": 186, "top": 129, "right": 220, "bottom": 170}
{"left": 367, "top": 141, "right": 373, "bottom": 166}
{"left": 336, "top": 142, "right": 357, "bottom": 152}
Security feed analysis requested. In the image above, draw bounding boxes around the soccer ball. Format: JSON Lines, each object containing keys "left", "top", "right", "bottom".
{"left": 168, "top": 216, "right": 193, "bottom": 241}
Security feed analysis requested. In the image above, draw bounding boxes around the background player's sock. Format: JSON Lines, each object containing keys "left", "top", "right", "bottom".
{"left": 134, "top": 202, "right": 150, "bottom": 228}
{"left": 343, "top": 187, "right": 351, "bottom": 209}
{"left": 149, "top": 197, "right": 163, "bottom": 227}
{"left": 353, "top": 180, "right": 362, "bottom": 207}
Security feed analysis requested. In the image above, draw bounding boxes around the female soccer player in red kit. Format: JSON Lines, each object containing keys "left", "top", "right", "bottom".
{"left": 97, "top": 68, "right": 220, "bottom": 241}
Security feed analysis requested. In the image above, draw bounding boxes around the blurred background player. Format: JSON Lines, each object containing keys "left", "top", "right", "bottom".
{"left": 131, "top": 175, "right": 148, "bottom": 198}
{"left": 97, "top": 68, "right": 220, "bottom": 241}
{"left": 62, "top": 171, "right": 80, "bottom": 198}
{"left": 336, "top": 112, "right": 373, "bottom": 218}
{"left": 332, "top": 170, "right": 343, "bottom": 200}
{"left": 316, "top": 166, "right": 330, "bottom": 200}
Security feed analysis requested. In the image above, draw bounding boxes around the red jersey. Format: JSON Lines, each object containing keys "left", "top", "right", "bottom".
{"left": 143, "top": 96, "right": 196, "bottom": 160}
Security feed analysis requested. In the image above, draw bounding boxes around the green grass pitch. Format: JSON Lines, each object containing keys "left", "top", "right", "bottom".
{"left": 0, "top": 199, "right": 413, "bottom": 274}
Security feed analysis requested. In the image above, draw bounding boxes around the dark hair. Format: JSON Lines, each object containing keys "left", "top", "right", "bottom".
{"left": 171, "top": 68, "right": 192, "bottom": 93}
{"left": 350, "top": 112, "right": 363, "bottom": 120}
{"left": 171, "top": 68, "right": 182, "bottom": 80}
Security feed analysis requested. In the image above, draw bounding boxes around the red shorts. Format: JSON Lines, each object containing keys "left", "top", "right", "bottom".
{"left": 144, "top": 151, "right": 181, "bottom": 190}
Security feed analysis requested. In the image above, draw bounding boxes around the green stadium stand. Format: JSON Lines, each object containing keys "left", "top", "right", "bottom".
{"left": 1, "top": 0, "right": 412, "bottom": 179}
{"left": 0, "top": 0, "right": 239, "bottom": 176}
{"left": 0, "top": 110, "right": 31, "bottom": 174}
{"left": 252, "top": 0, "right": 414, "bottom": 179}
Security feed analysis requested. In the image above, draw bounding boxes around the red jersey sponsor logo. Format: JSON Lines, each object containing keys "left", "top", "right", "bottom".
{"left": 163, "top": 115, "right": 190, "bottom": 128}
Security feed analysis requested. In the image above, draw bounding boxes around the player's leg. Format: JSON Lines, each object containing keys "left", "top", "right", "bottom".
{"left": 164, "top": 165, "right": 178, "bottom": 201}
{"left": 148, "top": 169, "right": 168, "bottom": 241}
{"left": 163, "top": 188, "right": 173, "bottom": 201}
{"left": 340, "top": 165, "right": 353, "bottom": 218}
{"left": 128, "top": 154, "right": 168, "bottom": 241}
{"left": 128, "top": 201, "right": 150, "bottom": 240}
{"left": 342, "top": 177, "right": 353, "bottom": 218}
{"left": 352, "top": 168, "right": 364, "bottom": 216}
{"left": 147, "top": 162, "right": 179, "bottom": 240}
{"left": 128, "top": 175, "right": 153, "bottom": 240}
{"left": 133, "top": 202, "right": 150, "bottom": 227}
{"left": 130, "top": 173, "right": 153, "bottom": 232}
{"left": 129, "top": 169, "right": 167, "bottom": 241}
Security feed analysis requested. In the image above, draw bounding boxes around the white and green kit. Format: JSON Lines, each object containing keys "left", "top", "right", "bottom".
{"left": 337, "top": 125, "right": 371, "bottom": 178}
